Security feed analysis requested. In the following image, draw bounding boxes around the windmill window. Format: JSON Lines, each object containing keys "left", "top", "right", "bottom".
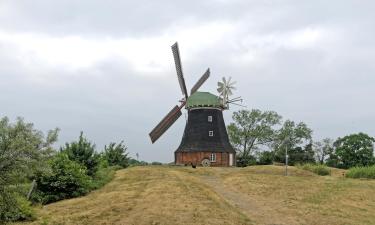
{"left": 209, "top": 131, "right": 214, "bottom": 136}
{"left": 208, "top": 116, "right": 212, "bottom": 122}
{"left": 210, "top": 153, "right": 216, "bottom": 162}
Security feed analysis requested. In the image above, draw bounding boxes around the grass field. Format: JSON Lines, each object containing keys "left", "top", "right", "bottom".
{"left": 15, "top": 165, "right": 375, "bottom": 225}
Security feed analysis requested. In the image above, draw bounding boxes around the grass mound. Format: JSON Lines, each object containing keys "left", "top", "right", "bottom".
{"left": 346, "top": 165, "right": 375, "bottom": 179}
{"left": 297, "top": 163, "right": 331, "bottom": 176}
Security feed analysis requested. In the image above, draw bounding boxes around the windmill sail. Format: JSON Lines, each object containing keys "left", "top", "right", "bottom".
{"left": 149, "top": 105, "right": 182, "bottom": 143}
{"left": 171, "top": 42, "right": 188, "bottom": 99}
{"left": 190, "top": 68, "right": 210, "bottom": 95}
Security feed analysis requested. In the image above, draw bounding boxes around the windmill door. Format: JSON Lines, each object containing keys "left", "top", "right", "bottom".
{"left": 229, "top": 153, "right": 233, "bottom": 166}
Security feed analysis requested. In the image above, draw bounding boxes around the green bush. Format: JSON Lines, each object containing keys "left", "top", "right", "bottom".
{"left": 103, "top": 141, "right": 129, "bottom": 168}
{"left": 0, "top": 190, "right": 35, "bottom": 222}
{"left": 61, "top": 132, "right": 100, "bottom": 176}
{"left": 297, "top": 163, "right": 331, "bottom": 176}
{"left": 258, "top": 151, "right": 274, "bottom": 165}
{"left": 35, "top": 153, "right": 93, "bottom": 204}
{"left": 346, "top": 165, "right": 375, "bottom": 179}
{"left": 91, "top": 166, "right": 117, "bottom": 189}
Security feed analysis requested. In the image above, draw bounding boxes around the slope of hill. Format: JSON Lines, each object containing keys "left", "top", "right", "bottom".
{"left": 17, "top": 165, "right": 375, "bottom": 225}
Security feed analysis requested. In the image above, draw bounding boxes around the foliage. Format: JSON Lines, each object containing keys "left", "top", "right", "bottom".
{"left": 332, "top": 133, "right": 375, "bottom": 169}
{"left": 35, "top": 153, "right": 92, "bottom": 204}
{"left": 346, "top": 165, "right": 375, "bottom": 179}
{"left": 273, "top": 120, "right": 312, "bottom": 164}
{"left": 90, "top": 166, "right": 117, "bottom": 189}
{"left": 313, "top": 138, "right": 334, "bottom": 164}
{"left": 128, "top": 158, "right": 148, "bottom": 166}
{"left": 257, "top": 151, "right": 274, "bottom": 165}
{"left": 151, "top": 161, "right": 163, "bottom": 165}
{"left": 297, "top": 163, "right": 330, "bottom": 176}
{"left": 61, "top": 132, "right": 100, "bottom": 176}
{"left": 236, "top": 155, "right": 256, "bottom": 167}
{"left": 103, "top": 141, "right": 129, "bottom": 168}
{"left": 227, "top": 109, "right": 281, "bottom": 159}
{"left": 0, "top": 117, "right": 58, "bottom": 223}
{"left": 0, "top": 190, "right": 35, "bottom": 223}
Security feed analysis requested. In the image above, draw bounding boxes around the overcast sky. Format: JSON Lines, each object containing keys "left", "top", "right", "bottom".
{"left": 1, "top": 1, "right": 375, "bottom": 162}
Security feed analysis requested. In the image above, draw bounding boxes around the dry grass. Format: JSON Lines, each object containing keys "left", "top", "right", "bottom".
{"left": 15, "top": 165, "right": 375, "bottom": 225}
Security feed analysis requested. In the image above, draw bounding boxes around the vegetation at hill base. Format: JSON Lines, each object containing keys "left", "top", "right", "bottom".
{"left": 0, "top": 117, "right": 131, "bottom": 224}
{"left": 297, "top": 163, "right": 331, "bottom": 176}
{"left": 346, "top": 165, "right": 375, "bottom": 179}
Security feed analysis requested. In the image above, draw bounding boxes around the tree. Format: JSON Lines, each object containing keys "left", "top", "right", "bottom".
{"left": 227, "top": 109, "right": 282, "bottom": 161}
{"left": 0, "top": 117, "right": 58, "bottom": 222}
{"left": 103, "top": 141, "right": 129, "bottom": 168}
{"left": 60, "top": 132, "right": 100, "bottom": 176}
{"left": 313, "top": 138, "right": 334, "bottom": 164}
{"left": 273, "top": 120, "right": 312, "bottom": 163}
{"left": 332, "top": 133, "right": 375, "bottom": 169}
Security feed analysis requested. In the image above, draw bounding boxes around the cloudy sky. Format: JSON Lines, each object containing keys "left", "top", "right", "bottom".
{"left": 1, "top": 1, "right": 375, "bottom": 162}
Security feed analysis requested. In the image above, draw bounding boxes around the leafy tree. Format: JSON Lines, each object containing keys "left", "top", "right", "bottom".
{"left": 227, "top": 109, "right": 281, "bottom": 161}
{"left": 313, "top": 138, "right": 334, "bottom": 164}
{"left": 273, "top": 120, "right": 312, "bottom": 164}
{"left": 0, "top": 117, "right": 58, "bottom": 222}
{"left": 331, "top": 133, "right": 375, "bottom": 169}
{"left": 61, "top": 132, "right": 100, "bottom": 176}
{"left": 103, "top": 141, "right": 129, "bottom": 168}
{"left": 35, "top": 153, "right": 92, "bottom": 204}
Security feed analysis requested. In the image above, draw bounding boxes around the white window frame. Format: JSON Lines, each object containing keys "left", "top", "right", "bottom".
{"left": 210, "top": 153, "right": 216, "bottom": 162}
{"left": 209, "top": 131, "right": 213, "bottom": 136}
{"left": 208, "top": 116, "right": 213, "bottom": 122}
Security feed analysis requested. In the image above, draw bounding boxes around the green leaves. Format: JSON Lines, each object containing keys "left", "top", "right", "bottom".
{"left": 333, "top": 133, "right": 375, "bottom": 168}
{"left": 103, "top": 141, "right": 129, "bottom": 168}
{"left": 228, "top": 109, "right": 282, "bottom": 158}
{"left": 60, "top": 132, "right": 100, "bottom": 176}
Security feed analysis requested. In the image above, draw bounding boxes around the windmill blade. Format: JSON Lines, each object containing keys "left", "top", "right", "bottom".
{"left": 149, "top": 105, "right": 182, "bottom": 143}
{"left": 171, "top": 42, "right": 188, "bottom": 99}
{"left": 190, "top": 68, "right": 210, "bottom": 95}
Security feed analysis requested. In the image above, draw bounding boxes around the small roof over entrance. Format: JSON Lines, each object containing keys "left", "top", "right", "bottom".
{"left": 186, "top": 92, "right": 223, "bottom": 109}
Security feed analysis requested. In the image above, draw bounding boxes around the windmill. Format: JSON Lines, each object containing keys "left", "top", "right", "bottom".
{"left": 149, "top": 42, "right": 237, "bottom": 167}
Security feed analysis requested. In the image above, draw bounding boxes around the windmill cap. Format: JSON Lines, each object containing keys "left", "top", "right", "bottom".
{"left": 186, "top": 92, "right": 223, "bottom": 109}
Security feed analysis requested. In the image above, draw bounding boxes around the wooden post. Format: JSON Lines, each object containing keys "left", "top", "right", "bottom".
{"left": 27, "top": 179, "right": 36, "bottom": 200}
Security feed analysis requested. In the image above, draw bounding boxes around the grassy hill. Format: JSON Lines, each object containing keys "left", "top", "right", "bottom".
{"left": 16, "top": 165, "right": 375, "bottom": 225}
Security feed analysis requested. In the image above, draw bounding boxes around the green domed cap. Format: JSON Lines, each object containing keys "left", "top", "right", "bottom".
{"left": 186, "top": 92, "right": 223, "bottom": 109}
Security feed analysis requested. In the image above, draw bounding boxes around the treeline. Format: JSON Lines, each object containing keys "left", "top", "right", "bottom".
{"left": 0, "top": 117, "right": 137, "bottom": 223}
{"left": 228, "top": 109, "right": 375, "bottom": 170}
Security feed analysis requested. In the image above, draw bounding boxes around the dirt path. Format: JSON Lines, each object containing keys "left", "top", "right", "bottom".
{"left": 197, "top": 169, "right": 299, "bottom": 225}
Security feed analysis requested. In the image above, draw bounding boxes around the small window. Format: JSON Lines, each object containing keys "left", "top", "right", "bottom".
{"left": 210, "top": 153, "right": 216, "bottom": 162}
{"left": 208, "top": 116, "right": 212, "bottom": 122}
{"left": 209, "top": 131, "right": 213, "bottom": 136}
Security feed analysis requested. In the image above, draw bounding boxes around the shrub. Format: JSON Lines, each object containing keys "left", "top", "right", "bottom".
{"left": 236, "top": 155, "right": 256, "bottom": 167}
{"left": 103, "top": 141, "right": 129, "bottom": 168}
{"left": 346, "top": 165, "right": 375, "bottom": 179}
{"left": 297, "top": 163, "right": 331, "bottom": 176}
{"left": 61, "top": 132, "right": 100, "bottom": 176}
{"left": 35, "top": 153, "right": 92, "bottom": 204}
{"left": 151, "top": 161, "right": 163, "bottom": 165}
{"left": 0, "top": 189, "right": 35, "bottom": 222}
{"left": 258, "top": 151, "right": 274, "bottom": 165}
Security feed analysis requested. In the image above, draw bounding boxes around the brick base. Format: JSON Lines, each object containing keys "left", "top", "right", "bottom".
{"left": 175, "top": 152, "right": 235, "bottom": 167}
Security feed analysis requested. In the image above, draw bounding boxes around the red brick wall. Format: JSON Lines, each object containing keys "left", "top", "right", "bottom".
{"left": 175, "top": 152, "right": 235, "bottom": 167}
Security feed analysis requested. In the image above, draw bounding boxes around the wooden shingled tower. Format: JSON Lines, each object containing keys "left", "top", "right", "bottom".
{"left": 149, "top": 42, "right": 241, "bottom": 167}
